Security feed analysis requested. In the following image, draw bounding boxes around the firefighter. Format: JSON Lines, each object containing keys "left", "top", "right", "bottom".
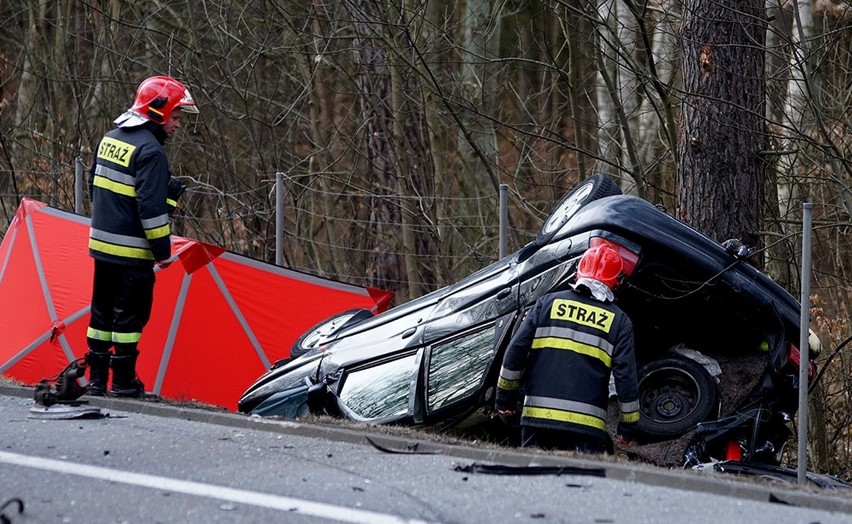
{"left": 85, "top": 76, "right": 198, "bottom": 397}
{"left": 495, "top": 243, "right": 640, "bottom": 453}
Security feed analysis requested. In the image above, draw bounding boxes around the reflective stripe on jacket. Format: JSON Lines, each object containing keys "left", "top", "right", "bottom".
{"left": 89, "top": 125, "right": 172, "bottom": 266}
{"left": 496, "top": 288, "right": 640, "bottom": 440}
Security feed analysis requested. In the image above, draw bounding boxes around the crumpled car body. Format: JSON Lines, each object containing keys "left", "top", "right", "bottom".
{"left": 239, "top": 175, "right": 819, "bottom": 466}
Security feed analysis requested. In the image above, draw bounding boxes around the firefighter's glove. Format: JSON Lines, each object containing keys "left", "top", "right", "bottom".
{"left": 156, "top": 254, "right": 177, "bottom": 270}
{"left": 168, "top": 178, "right": 187, "bottom": 202}
{"left": 494, "top": 388, "right": 518, "bottom": 413}
{"left": 494, "top": 389, "right": 521, "bottom": 427}
{"left": 617, "top": 421, "right": 640, "bottom": 444}
{"left": 497, "top": 409, "right": 520, "bottom": 427}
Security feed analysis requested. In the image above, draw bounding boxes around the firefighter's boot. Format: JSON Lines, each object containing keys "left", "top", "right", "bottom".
{"left": 109, "top": 351, "right": 146, "bottom": 398}
{"left": 85, "top": 350, "right": 111, "bottom": 396}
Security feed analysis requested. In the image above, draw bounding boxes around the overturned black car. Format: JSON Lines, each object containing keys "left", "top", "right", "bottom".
{"left": 239, "top": 174, "right": 820, "bottom": 467}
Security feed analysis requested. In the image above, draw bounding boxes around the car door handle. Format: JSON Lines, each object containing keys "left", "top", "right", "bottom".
{"left": 497, "top": 288, "right": 512, "bottom": 300}
{"left": 401, "top": 327, "right": 417, "bottom": 339}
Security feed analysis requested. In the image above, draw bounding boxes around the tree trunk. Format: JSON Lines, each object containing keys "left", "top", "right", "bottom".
{"left": 389, "top": 11, "right": 421, "bottom": 300}
{"left": 347, "top": 0, "right": 435, "bottom": 300}
{"left": 764, "top": 0, "right": 791, "bottom": 123}
{"left": 458, "top": 0, "right": 500, "bottom": 193}
{"left": 776, "top": 0, "right": 814, "bottom": 223}
{"left": 565, "top": 7, "right": 588, "bottom": 179}
{"left": 420, "top": 0, "right": 452, "bottom": 287}
{"left": 636, "top": 0, "right": 679, "bottom": 199}
{"left": 616, "top": 0, "right": 641, "bottom": 193}
{"left": 13, "top": 2, "right": 44, "bottom": 154}
{"left": 594, "top": 0, "right": 620, "bottom": 177}
{"left": 676, "top": 0, "right": 767, "bottom": 252}
{"left": 771, "top": 0, "right": 815, "bottom": 287}
{"left": 347, "top": 0, "right": 402, "bottom": 294}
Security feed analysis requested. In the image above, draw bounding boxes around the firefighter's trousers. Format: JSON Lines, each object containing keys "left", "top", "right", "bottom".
{"left": 87, "top": 259, "right": 155, "bottom": 357}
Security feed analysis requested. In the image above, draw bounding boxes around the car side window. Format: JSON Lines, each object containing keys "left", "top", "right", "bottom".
{"left": 338, "top": 353, "right": 417, "bottom": 420}
{"left": 426, "top": 326, "right": 496, "bottom": 412}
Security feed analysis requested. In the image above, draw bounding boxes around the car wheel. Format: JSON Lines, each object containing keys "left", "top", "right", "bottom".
{"left": 535, "top": 173, "right": 621, "bottom": 246}
{"left": 290, "top": 308, "right": 375, "bottom": 359}
{"left": 636, "top": 356, "right": 718, "bottom": 438}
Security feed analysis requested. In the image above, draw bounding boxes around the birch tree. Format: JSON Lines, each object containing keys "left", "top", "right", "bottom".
{"left": 775, "top": 0, "right": 814, "bottom": 256}
{"left": 593, "top": 0, "right": 622, "bottom": 178}
{"left": 592, "top": 0, "right": 677, "bottom": 197}
{"left": 635, "top": 0, "right": 679, "bottom": 197}
{"left": 615, "top": 0, "right": 641, "bottom": 193}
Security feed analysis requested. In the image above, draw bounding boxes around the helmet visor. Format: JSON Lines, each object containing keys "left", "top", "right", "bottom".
{"left": 178, "top": 88, "right": 199, "bottom": 114}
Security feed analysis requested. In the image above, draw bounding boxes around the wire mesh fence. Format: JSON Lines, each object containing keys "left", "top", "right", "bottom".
{"left": 1, "top": 159, "right": 541, "bottom": 302}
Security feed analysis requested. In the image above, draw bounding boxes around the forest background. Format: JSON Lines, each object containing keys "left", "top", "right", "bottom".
{"left": 0, "top": 1, "right": 850, "bottom": 479}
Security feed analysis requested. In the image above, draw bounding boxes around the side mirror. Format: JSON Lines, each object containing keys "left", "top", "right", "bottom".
{"left": 306, "top": 382, "right": 329, "bottom": 414}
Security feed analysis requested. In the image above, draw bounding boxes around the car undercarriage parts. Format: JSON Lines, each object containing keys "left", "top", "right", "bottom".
{"left": 33, "top": 359, "right": 88, "bottom": 407}
{"left": 29, "top": 359, "right": 102, "bottom": 420}
{"left": 693, "top": 460, "right": 852, "bottom": 490}
{"left": 453, "top": 462, "right": 606, "bottom": 477}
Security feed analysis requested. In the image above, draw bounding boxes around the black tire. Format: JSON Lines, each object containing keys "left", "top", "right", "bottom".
{"left": 636, "top": 356, "right": 718, "bottom": 438}
{"left": 290, "top": 308, "right": 375, "bottom": 359}
{"left": 535, "top": 174, "right": 621, "bottom": 246}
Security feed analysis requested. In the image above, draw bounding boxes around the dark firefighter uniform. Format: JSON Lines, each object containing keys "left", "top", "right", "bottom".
{"left": 86, "top": 123, "right": 173, "bottom": 375}
{"left": 495, "top": 288, "right": 640, "bottom": 450}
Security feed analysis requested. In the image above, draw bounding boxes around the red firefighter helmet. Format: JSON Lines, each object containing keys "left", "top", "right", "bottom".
{"left": 117, "top": 76, "right": 198, "bottom": 127}
{"left": 576, "top": 244, "right": 623, "bottom": 290}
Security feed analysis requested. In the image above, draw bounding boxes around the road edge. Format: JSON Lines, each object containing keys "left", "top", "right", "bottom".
{"left": 2, "top": 383, "right": 849, "bottom": 515}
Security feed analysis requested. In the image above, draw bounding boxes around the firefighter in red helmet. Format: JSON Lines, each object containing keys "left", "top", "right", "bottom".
{"left": 84, "top": 76, "right": 198, "bottom": 397}
{"left": 495, "top": 243, "right": 640, "bottom": 453}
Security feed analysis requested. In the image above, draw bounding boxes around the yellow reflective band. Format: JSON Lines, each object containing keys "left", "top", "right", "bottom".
{"left": 620, "top": 411, "right": 640, "bottom": 423}
{"left": 89, "top": 238, "right": 154, "bottom": 260}
{"left": 144, "top": 224, "right": 171, "bottom": 240}
{"left": 531, "top": 337, "right": 611, "bottom": 367}
{"left": 86, "top": 327, "right": 112, "bottom": 341}
{"left": 497, "top": 377, "right": 521, "bottom": 391}
{"left": 522, "top": 406, "right": 606, "bottom": 431}
{"left": 97, "top": 137, "right": 136, "bottom": 167}
{"left": 549, "top": 299, "right": 614, "bottom": 333}
{"left": 93, "top": 176, "right": 137, "bottom": 198}
{"left": 166, "top": 197, "right": 177, "bottom": 208}
{"left": 112, "top": 332, "right": 141, "bottom": 344}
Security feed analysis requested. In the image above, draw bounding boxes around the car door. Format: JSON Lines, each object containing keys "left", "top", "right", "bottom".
{"left": 421, "top": 311, "right": 519, "bottom": 425}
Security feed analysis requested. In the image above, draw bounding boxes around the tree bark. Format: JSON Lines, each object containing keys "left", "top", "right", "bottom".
{"left": 677, "top": 0, "right": 767, "bottom": 251}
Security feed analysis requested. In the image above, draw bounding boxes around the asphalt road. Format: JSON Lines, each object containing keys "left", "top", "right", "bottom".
{"left": 1, "top": 387, "right": 850, "bottom": 524}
